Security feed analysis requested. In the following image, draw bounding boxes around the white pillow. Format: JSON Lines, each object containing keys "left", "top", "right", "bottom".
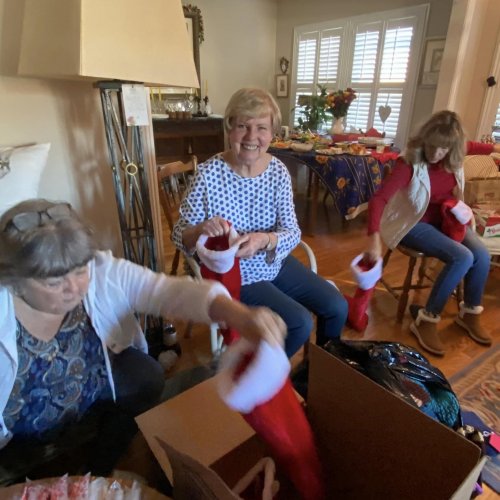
{"left": 0, "top": 143, "right": 50, "bottom": 216}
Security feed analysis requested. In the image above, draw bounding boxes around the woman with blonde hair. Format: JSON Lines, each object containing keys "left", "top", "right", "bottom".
{"left": 365, "top": 110, "right": 492, "bottom": 356}
{"left": 173, "top": 87, "right": 348, "bottom": 357}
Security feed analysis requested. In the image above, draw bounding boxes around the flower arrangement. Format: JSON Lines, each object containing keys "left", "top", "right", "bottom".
{"left": 326, "top": 88, "right": 357, "bottom": 119}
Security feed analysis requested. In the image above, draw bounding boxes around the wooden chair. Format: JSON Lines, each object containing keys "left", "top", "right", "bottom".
{"left": 157, "top": 156, "right": 197, "bottom": 275}
{"left": 380, "top": 246, "right": 432, "bottom": 323}
{"left": 380, "top": 245, "right": 464, "bottom": 323}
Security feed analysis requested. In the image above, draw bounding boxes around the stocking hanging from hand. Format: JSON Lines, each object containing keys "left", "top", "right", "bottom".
{"left": 218, "top": 338, "right": 325, "bottom": 500}
{"left": 344, "top": 253, "right": 382, "bottom": 332}
{"left": 197, "top": 228, "right": 325, "bottom": 499}
{"left": 441, "top": 199, "right": 471, "bottom": 243}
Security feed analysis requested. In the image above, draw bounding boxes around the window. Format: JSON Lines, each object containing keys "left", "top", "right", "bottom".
{"left": 493, "top": 101, "right": 500, "bottom": 141}
{"left": 291, "top": 5, "right": 428, "bottom": 147}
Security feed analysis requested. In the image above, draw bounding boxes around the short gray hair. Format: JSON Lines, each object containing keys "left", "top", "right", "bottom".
{"left": 0, "top": 199, "right": 97, "bottom": 285}
{"left": 224, "top": 88, "right": 282, "bottom": 134}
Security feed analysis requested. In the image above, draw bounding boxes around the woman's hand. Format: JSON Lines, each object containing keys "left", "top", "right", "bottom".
{"left": 365, "top": 232, "right": 382, "bottom": 262}
{"left": 182, "top": 216, "right": 230, "bottom": 250}
{"left": 235, "top": 232, "right": 269, "bottom": 258}
{"left": 199, "top": 216, "right": 231, "bottom": 237}
{"left": 208, "top": 296, "right": 286, "bottom": 348}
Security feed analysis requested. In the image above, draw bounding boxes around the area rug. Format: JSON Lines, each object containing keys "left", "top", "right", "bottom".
{"left": 449, "top": 343, "right": 499, "bottom": 493}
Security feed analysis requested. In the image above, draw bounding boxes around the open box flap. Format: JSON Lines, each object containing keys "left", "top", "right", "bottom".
{"left": 136, "top": 373, "right": 255, "bottom": 483}
{"left": 307, "top": 344, "right": 482, "bottom": 500}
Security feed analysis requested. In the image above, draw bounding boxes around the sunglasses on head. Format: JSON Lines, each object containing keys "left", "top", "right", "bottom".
{"left": 5, "top": 203, "right": 73, "bottom": 232}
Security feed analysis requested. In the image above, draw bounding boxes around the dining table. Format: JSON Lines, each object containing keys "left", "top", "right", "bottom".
{"left": 268, "top": 146, "right": 399, "bottom": 228}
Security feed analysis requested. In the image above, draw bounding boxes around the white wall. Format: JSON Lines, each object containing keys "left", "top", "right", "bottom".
{"left": 0, "top": 0, "right": 121, "bottom": 252}
{"left": 434, "top": 0, "right": 500, "bottom": 139}
{"left": 183, "top": 0, "right": 278, "bottom": 116}
{"left": 274, "top": 0, "right": 453, "bottom": 135}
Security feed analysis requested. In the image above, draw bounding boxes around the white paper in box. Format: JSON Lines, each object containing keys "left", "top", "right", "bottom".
{"left": 472, "top": 202, "right": 500, "bottom": 237}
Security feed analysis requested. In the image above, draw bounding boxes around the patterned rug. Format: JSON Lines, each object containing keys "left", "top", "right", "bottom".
{"left": 449, "top": 343, "right": 500, "bottom": 493}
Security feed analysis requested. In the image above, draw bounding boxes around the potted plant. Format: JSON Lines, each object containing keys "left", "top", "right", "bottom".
{"left": 296, "top": 85, "right": 329, "bottom": 132}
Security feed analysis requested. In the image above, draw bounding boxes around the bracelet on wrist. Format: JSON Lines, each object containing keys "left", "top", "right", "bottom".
{"left": 264, "top": 233, "right": 273, "bottom": 251}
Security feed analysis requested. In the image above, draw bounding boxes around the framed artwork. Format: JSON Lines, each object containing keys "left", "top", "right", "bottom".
{"left": 276, "top": 74, "right": 289, "bottom": 98}
{"left": 420, "top": 37, "right": 445, "bottom": 88}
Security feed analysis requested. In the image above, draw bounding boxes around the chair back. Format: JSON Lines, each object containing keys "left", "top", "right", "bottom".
{"left": 157, "top": 156, "right": 197, "bottom": 231}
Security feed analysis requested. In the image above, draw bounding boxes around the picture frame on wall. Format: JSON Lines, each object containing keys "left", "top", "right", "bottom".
{"left": 276, "top": 74, "right": 289, "bottom": 97}
{"left": 420, "top": 37, "right": 446, "bottom": 88}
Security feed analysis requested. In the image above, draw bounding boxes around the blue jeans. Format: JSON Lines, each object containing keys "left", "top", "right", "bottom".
{"left": 240, "top": 255, "right": 348, "bottom": 357}
{"left": 400, "top": 223, "right": 490, "bottom": 315}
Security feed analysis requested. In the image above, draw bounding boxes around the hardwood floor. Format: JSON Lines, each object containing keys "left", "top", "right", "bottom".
{"left": 165, "top": 191, "right": 500, "bottom": 379}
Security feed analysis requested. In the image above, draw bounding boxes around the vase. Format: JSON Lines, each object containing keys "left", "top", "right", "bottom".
{"left": 329, "top": 116, "right": 345, "bottom": 136}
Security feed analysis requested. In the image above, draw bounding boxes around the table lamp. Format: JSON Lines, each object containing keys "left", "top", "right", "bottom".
{"left": 17, "top": 0, "right": 200, "bottom": 272}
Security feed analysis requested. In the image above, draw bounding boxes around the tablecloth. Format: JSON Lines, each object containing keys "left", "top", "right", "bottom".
{"left": 269, "top": 148, "right": 398, "bottom": 219}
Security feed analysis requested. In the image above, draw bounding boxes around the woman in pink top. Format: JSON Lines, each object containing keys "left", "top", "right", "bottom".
{"left": 365, "top": 111, "right": 495, "bottom": 356}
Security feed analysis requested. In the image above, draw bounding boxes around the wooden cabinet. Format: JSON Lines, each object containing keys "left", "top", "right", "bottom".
{"left": 152, "top": 117, "right": 225, "bottom": 164}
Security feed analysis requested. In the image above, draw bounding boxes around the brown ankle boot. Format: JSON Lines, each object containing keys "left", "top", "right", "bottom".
{"left": 410, "top": 308, "right": 444, "bottom": 356}
{"left": 455, "top": 303, "right": 492, "bottom": 346}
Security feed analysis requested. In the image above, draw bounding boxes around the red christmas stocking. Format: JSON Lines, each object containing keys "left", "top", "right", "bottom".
{"left": 344, "top": 254, "right": 382, "bottom": 332}
{"left": 441, "top": 198, "right": 471, "bottom": 243}
{"left": 197, "top": 226, "right": 242, "bottom": 346}
{"left": 197, "top": 229, "right": 325, "bottom": 499}
{"left": 218, "top": 339, "right": 325, "bottom": 500}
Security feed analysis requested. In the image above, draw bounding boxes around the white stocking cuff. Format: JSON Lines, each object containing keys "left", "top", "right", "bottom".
{"left": 350, "top": 254, "right": 383, "bottom": 290}
{"left": 450, "top": 200, "right": 473, "bottom": 225}
{"left": 217, "top": 338, "right": 290, "bottom": 413}
{"left": 196, "top": 226, "right": 240, "bottom": 273}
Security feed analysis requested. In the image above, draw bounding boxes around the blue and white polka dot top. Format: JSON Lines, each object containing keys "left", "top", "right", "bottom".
{"left": 172, "top": 154, "right": 301, "bottom": 285}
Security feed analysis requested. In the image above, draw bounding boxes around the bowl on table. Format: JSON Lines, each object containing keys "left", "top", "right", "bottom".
{"left": 290, "top": 142, "right": 314, "bottom": 152}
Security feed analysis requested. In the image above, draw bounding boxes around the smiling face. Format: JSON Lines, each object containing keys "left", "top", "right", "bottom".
{"left": 17, "top": 265, "right": 90, "bottom": 315}
{"left": 227, "top": 114, "right": 274, "bottom": 169}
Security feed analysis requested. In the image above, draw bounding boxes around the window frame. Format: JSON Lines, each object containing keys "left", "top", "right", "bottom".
{"left": 290, "top": 5, "right": 428, "bottom": 148}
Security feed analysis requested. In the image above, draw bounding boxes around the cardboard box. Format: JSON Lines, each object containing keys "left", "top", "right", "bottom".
{"left": 464, "top": 177, "right": 500, "bottom": 205}
{"left": 472, "top": 203, "right": 500, "bottom": 237}
{"left": 137, "top": 345, "right": 485, "bottom": 499}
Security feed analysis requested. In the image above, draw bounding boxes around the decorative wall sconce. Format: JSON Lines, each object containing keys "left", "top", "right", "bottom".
{"left": 280, "top": 57, "right": 290, "bottom": 74}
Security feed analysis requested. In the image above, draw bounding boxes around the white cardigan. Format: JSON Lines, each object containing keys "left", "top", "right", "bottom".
{"left": 0, "top": 250, "right": 229, "bottom": 448}
{"left": 380, "top": 160, "right": 464, "bottom": 249}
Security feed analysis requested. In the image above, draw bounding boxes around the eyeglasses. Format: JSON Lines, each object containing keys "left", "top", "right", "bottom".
{"left": 4, "top": 203, "right": 73, "bottom": 232}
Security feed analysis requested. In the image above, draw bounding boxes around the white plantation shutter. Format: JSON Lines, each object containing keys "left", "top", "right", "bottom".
{"left": 493, "top": 102, "right": 500, "bottom": 141}
{"left": 380, "top": 25, "right": 413, "bottom": 82}
{"left": 291, "top": 6, "right": 427, "bottom": 147}
{"left": 318, "top": 28, "right": 343, "bottom": 84}
{"left": 296, "top": 32, "right": 318, "bottom": 87}
{"left": 373, "top": 92, "right": 403, "bottom": 138}
{"left": 346, "top": 92, "right": 371, "bottom": 131}
{"left": 351, "top": 23, "right": 381, "bottom": 83}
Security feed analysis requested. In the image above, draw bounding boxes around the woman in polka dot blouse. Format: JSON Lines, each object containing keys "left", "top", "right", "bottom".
{"left": 172, "top": 88, "right": 348, "bottom": 357}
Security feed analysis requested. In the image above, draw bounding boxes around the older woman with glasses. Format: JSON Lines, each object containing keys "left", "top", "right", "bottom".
{"left": 0, "top": 198, "right": 285, "bottom": 485}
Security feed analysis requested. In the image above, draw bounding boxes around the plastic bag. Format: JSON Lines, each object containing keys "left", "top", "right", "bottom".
{"left": 323, "top": 339, "right": 462, "bottom": 429}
